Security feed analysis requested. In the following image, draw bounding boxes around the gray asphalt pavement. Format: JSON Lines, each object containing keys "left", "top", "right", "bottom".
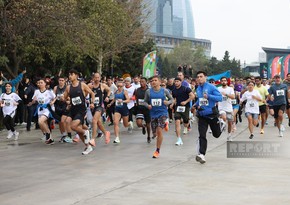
{"left": 0, "top": 116, "right": 290, "bottom": 205}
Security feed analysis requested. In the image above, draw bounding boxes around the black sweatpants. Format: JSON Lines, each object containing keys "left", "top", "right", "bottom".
{"left": 3, "top": 115, "right": 15, "bottom": 132}
{"left": 197, "top": 116, "right": 222, "bottom": 155}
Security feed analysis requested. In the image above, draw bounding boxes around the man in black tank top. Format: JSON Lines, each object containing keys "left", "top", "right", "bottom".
{"left": 134, "top": 77, "right": 151, "bottom": 143}
{"left": 63, "top": 69, "right": 96, "bottom": 155}
{"left": 53, "top": 76, "right": 72, "bottom": 143}
{"left": 88, "top": 72, "right": 111, "bottom": 146}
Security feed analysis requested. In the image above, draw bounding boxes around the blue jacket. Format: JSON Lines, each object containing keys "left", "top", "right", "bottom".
{"left": 195, "top": 82, "right": 222, "bottom": 117}
{"left": 1, "top": 73, "right": 23, "bottom": 93}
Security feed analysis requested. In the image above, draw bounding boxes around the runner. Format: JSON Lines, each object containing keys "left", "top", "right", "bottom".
{"left": 254, "top": 76, "right": 269, "bottom": 134}
{"left": 144, "top": 75, "right": 173, "bottom": 158}
{"left": 124, "top": 77, "right": 135, "bottom": 133}
{"left": 0, "top": 82, "right": 21, "bottom": 140}
{"left": 134, "top": 77, "right": 151, "bottom": 143}
{"left": 217, "top": 76, "right": 235, "bottom": 141}
{"left": 108, "top": 81, "right": 130, "bottom": 144}
{"left": 283, "top": 73, "right": 290, "bottom": 126}
{"left": 240, "top": 81, "right": 262, "bottom": 139}
{"left": 28, "top": 79, "right": 56, "bottom": 144}
{"left": 105, "top": 77, "right": 117, "bottom": 126}
{"left": 53, "top": 76, "right": 72, "bottom": 143}
{"left": 87, "top": 72, "right": 111, "bottom": 146}
{"left": 170, "top": 77, "right": 195, "bottom": 146}
{"left": 194, "top": 71, "right": 223, "bottom": 164}
{"left": 63, "top": 69, "right": 95, "bottom": 155}
{"left": 268, "top": 74, "right": 288, "bottom": 137}
{"left": 229, "top": 83, "right": 240, "bottom": 133}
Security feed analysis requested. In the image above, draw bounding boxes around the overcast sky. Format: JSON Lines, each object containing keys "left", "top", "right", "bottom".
{"left": 192, "top": 0, "right": 290, "bottom": 64}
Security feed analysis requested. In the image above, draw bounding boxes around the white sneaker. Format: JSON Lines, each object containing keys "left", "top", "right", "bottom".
{"left": 175, "top": 137, "right": 183, "bottom": 146}
{"left": 279, "top": 130, "right": 283, "bottom": 137}
{"left": 84, "top": 130, "right": 90, "bottom": 144}
{"left": 280, "top": 124, "right": 285, "bottom": 132}
{"left": 128, "top": 121, "right": 133, "bottom": 133}
{"left": 41, "top": 134, "right": 46, "bottom": 141}
{"left": 227, "top": 134, "right": 233, "bottom": 141}
{"left": 6, "top": 131, "right": 13, "bottom": 139}
{"left": 183, "top": 127, "right": 188, "bottom": 135}
{"left": 14, "top": 132, "right": 19, "bottom": 141}
{"left": 82, "top": 145, "right": 93, "bottom": 155}
{"left": 219, "top": 119, "right": 226, "bottom": 132}
{"left": 113, "top": 137, "right": 120, "bottom": 144}
{"left": 196, "top": 154, "right": 206, "bottom": 164}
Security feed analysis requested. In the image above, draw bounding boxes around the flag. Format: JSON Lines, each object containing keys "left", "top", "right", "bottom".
{"left": 207, "top": 70, "right": 231, "bottom": 86}
{"left": 143, "top": 51, "right": 157, "bottom": 78}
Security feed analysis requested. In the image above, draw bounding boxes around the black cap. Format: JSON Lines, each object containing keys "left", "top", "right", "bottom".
{"left": 174, "top": 77, "right": 182, "bottom": 81}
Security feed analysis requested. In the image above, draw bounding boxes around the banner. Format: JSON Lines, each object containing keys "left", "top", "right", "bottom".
{"left": 142, "top": 51, "right": 157, "bottom": 78}
{"left": 283, "top": 54, "right": 290, "bottom": 79}
{"left": 271, "top": 56, "right": 280, "bottom": 78}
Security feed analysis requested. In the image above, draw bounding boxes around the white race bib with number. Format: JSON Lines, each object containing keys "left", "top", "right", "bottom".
{"left": 199, "top": 98, "right": 209, "bottom": 106}
{"left": 249, "top": 103, "right": 255, "bottom": 107}
{"left": 276, "top": 90, "right": 285, "bottom": 96}
{"left": 94, "top": 97, "right": 100, "bottom": 105}
{"left": 72, "top": 97, "right": 82, "bottom": 105}
{"left": 138, "top": 99, "right": 145, "bottom": 105}
{"left": 38, "top": 97, "right": 45, "bottom": 105}
{"left": 116, "top": 100, "right": 123, "bottom": 106}
{"left": 4, "top": 100, "right": 11, "bottom": 106}
{"left": 231, "top": 99, "right": 237, "bottom": 104}
{"left": 151, "top": 99, "right": 162, "bottom": 107}
{"left": 222, "top": 96, "right": 227, "bottom": 101}
{"left": 57, "top": 94, "right": 63, "bottom": 100}
{"left": 176, "top": 106, "right": 186, "bottom": 112}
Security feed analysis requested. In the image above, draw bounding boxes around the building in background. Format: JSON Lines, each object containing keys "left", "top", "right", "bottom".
{"left": 143, "top": 0, "right": 211, "bottom": 57}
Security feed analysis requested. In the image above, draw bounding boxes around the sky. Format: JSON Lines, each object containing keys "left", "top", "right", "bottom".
{"left": 192, "top": 0, "right": 290, "bottom": 64}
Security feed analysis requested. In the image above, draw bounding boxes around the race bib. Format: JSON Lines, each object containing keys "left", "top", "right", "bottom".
{"left": 249, "top": 103, "right": 255, "bottom": 107}
{"left": 38, "top": 97, "right": 45, "bottom": 105}
{"left": 116, "top": 100, "right": 123, "bottom": 106}
{"left": 176, "top": 106, "right": 186, "bottom": 112}
{"left": 276, "top": 90, "right": 285, "bottom": 96}
{"left": 94, "top": 97, "right": 100, "bottom": 105}
{"left": 151, "top": 99, "right": 162, "bottom": 107}
{"left": 4, "top": 100, "right": 11, "bottom": 106}
{"left": 222, "top": 96, "right": 227, "bottom": 101}
{"left": 231, "top": 99, "right": 237, "bottom": 104}
{"left": 72, "top": 96, "right": 82, "bottom": 105}
{"left": 56, "top": 94, "right": 63, "bottom": 100}
{"left": 138, "top": 99, "right": 145, "bottom": 105}
{"left": 199, "top": 98, "right": 209, "bottom": 106}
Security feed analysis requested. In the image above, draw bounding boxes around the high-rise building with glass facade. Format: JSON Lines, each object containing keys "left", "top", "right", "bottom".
{"left": 143, "top": 0, "right": 211, "bottom": 57}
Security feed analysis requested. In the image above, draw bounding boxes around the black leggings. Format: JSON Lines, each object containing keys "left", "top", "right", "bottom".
{"left": 3, "top": 115, "right": 15, "bottom": 132}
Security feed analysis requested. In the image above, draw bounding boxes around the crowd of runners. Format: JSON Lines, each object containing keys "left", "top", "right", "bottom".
{"left": 0, "top": 69, "right": 289, "bottom": 163}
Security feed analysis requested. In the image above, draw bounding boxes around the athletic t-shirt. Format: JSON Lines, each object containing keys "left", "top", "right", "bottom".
{"left": 0, "top": 92, "right": 21, "bottom": 116}
{"left": 172, "top": 86, "right": 192, "bottom": 107}
{"left": 218, "top": 86, "right": 234, "bottom": 112}
{"left": 268, "top": 83, "right": 288, "bottom": 106}
{"left": 240, "top": 90, "right": 261, "bottom": 114}
{"left": 254, "top": 85, "right": 269, "bottom": 106}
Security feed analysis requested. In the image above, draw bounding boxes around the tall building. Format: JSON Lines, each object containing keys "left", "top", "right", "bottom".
{"left": 143, "top": 0, "right": 211, "bottom": 56}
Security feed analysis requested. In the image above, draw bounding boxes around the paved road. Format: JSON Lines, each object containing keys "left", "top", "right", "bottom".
{"left": 0, "top": 116, "right": 290, "bottom": 205}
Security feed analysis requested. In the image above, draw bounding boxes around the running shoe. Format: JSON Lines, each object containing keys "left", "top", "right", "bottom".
{"left": 280, "top": 124, "right": 285, "bottom": 132}
{"left": 152, "top": 151, "right": 160, "bottom": 158}
{"left": 152, "top": 134, "right": 157, "bottom": 139}
{"left": 142, "top": 126, "right": 146, "bottom": 135}
{"left": 227, "top": 135, "right": 233, "bottom": 141}
{"left": 249, "top": 134, "right": 254, "bottom": 139}
{"left": 175, "top": 137, "right": 183, "bottom": 146}
{"left": 260, "top": 129, "right": 264, "bottom": 134}
{"left": 219, "top": 119, "right": 226, "bottom": 132}
{"left": 113, "top": 137, "right": 120, "bottom": 144}
{"left": 196, "top": 154, "right": 206, "bottom": 164}
{"left": 97, "top": 132, "right": 104, "bottom": 138}
{"left": 183, "top": 127, "right": 188, "bottom": 135}
{"left": 63, "top": 136, "right": 73, "bottom": 143}
{"left": 279, "top": 130, "right": 283, "bottom": 137}
{"left": 45, "top": 138, "right": 55, "bottom": 145}
{"left": 82, "top": 145, "right": 93, "bottom": 155}
{"left": 6, "top": 131, "right": 13, "bottom": 139}
{"left": 147, "top": 137, "right": 151, "bottom": 143}
{"left": 59, "top": 136, "right": 66, "bottom": 143}
{"left": 105, "top": 131, "right": 110, "bottom": 144}
{"left": 128, "top": 121, "right": 133, "bottom": 133}
{"left": 164, "top": 122, "right": 169, "bottom": 132}
{"left": 14, "top": 132, "right": 19, "bottom": 141}
{"left": 256, "top": 122, "right": 259, "bottom": 128}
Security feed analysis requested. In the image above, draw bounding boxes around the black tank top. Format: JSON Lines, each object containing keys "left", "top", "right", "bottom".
{"left": 55, "top": 85, "right": 66, "bottom": 108}
{"left": 92, "top": 84, "right": 103, "bottom": 107}
{"left": 69, "top": 82, "right": 86, "bottom": 112}
{"left": 136, "top": 87, "right": 148, "bottom": 107}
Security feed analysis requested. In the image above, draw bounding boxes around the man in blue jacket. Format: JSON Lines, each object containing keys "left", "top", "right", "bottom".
{"left": 194, "top": 71, "right": 224, "bottom": 164}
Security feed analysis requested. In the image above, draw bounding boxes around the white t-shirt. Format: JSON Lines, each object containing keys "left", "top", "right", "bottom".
{"left": 124, "top": 85, "right": 135, "bottom": 109}
{"left": 240, "top": 89, "right": 261, "bottom": 114}
{"left": 218, "top": 86, "right": 234, "bottom": 112}
{"left": 0, "top": 92, "right": 21, "bottom": 117}
{"left": 109, "top": 84, "right": 118, "bottom": 100}
{"left": 132, "top": 83, "right": 141, "bottom": 90}
{"left": 32, "top": 89, "right": 56, "bottom": 116}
